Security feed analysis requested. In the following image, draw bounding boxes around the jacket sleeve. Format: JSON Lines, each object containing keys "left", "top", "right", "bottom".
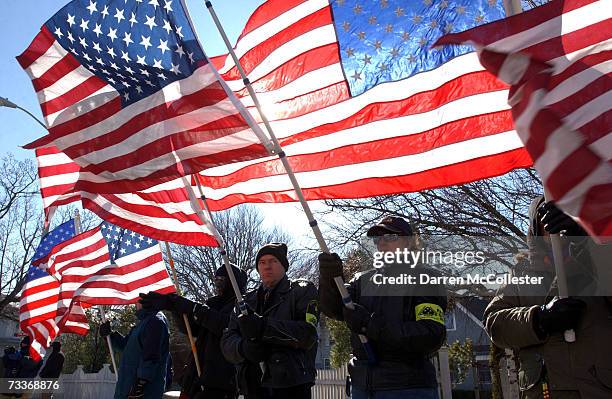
{"left": 109, "top": 331, "right": 129, "bottom": 351}
{"left": 261, "top": 282, "right": 319, "bottom": 350}
{"left": 484, "top": 286, "right": 546, "bottom": 349}
{"left": 197, "top": 307, "right": 231, "bottom": 337}
{"left": 368, "top": 295, "right": 448, "bottom": 354}
{"left": 137, "top": 315, "right": 169, "bottom": 382}
{"left": 172, "top": 311, "right": 201, "bottom": 337}
{"left": 220, "top": 307, "right": 245, "bottom": 364}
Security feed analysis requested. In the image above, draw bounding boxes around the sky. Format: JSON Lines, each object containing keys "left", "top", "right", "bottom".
{"left": 0, "top": 0, "right": 327, "bottom": 246}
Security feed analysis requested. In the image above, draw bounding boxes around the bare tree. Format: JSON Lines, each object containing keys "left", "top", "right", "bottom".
{"left": 170, "top": 205, "right": 309, "bottom": 301}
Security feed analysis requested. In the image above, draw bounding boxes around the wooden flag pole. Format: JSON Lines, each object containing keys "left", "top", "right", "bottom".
{"left": 73, "top": 210, "right": 120, "bottom": 378}
{"left": 202, "top": 1, "right": 376, "bottom": 362}
{"left": 159, "top": 241, "right": 203, "bottom": 377}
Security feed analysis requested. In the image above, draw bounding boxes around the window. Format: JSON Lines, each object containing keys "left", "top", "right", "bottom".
{"left": 323, "top": 358, "right": 331, "bottom": 369}
{"left": 445, "top": 310, "right": 456, "bottom": 331}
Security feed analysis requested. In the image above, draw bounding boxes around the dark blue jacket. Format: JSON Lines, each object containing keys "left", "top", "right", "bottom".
{"left": 110, "top": 309, "right": 170, "bottom": 399}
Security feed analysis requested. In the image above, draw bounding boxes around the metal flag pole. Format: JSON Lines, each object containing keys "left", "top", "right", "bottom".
{"left": 73, "top": 210, "right": 120, "bottom": 378}
{"left": 202, "top": 1, "right": 375, "bottom": 361}
{"left": 159, "top": 241, "right": 204, "bottom": 377}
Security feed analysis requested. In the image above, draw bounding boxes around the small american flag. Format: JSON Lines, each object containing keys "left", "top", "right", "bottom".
{"left": 35, "top": 145, "right": 218, "bottom": 246}
{"left": 46, "top": 221, "right": 176, "bottom": 331}
{"left": 437, "top": 0, "right": 612, "bottom": 240}
{"left": 19, "top": 0, "right": 271, "bottom": 194}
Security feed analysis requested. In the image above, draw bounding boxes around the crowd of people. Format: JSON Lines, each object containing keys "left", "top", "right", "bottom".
{"left": 3, "top": 197, "right": 611, "bottom": 399}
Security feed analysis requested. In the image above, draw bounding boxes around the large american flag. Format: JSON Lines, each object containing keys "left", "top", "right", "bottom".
{"left": 19, "top": 220, "right": 89, "bottom": 361}
{"left": 35, "top": 145, "right": 218, "bottom": 246}
{"left": 19, "top": 0, "right": 272, "bottom": 194}
{"left": 437, "top": 0, "right": 612, "bottom": 240}
{"left": 45, "top": 221, "right": 176, "bottom": 329}
{"left": 195, "top": 0, "right": 533, "bottom": 210}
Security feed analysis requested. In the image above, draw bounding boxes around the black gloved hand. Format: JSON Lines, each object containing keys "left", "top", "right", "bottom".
{"left": 318, "top": 253, "right": 344, "bottom": 280}
{"left": 238, "top": 312, "right": 266, "bottom": 341}
{"left": 193, "top": 303, "right": 211, "bottom": 323}
{"left": 99, "top": 321, "right": 112, "bottom": 338}
{"left": 127, "top": 378, "right": 147, "bottom": 399}
{"left": 169, "top": 294, "right": 197, "bottom": 315}
{"left": 534, "top": 297, "right": 587, "bottom": 338}
{"left": 537, "top": 202, "right": 587, "bottom": 236}
{"left": 138, "top": 292, "right": 174, "bottom": 311}
{"left": 239, "top": 339, "right": 267, "bottom": 363}
{"left": 342, "top": 303, "right": 372, "bottom": 335}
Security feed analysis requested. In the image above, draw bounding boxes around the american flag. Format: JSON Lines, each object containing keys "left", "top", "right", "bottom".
{"left": 19, "top": 219, "right": 89, "bottom": 361}
{"left": 35, "top": 145, "right": 218, "bottom": 246}
{"left": 195, "top": 0, "right": 533, "bottom": 210}
{"left": 46, "top": 221, "right": 176, "bottom": 332}
{"left": 437, "top": 0, "right": 612, "bottom": 240}
{"left": 19, "top": 0, "right": 272, "bottom": 194}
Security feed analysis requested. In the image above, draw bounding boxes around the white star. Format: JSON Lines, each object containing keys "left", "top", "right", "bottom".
{"left": 107, "top": 27, "right": 118, "bottom": 42}
{"left": 79, "top": 37, "right": 88, "bottom": 48}
{"left": 147, "top": 238, "right": 153, "bottom": 244}
{"left": 92, "top": 42, "right": 102, "bottom": 53}
{"left": 144, "top": 15, "right": 157, "bottom": 30}
{"left": 121, "top": 50, "right": 131, "bottom": 62}
{"left": 86, "top": 0, "right": 97, "bottom": 14}
{"left": 152, "top": 58, "right": 163, "bottom": 69}
{"left": 158, "top": 72, "right": 167, "bottom": 80}
{"left": 67, "top": 32, "right": 75, "bottom": 43}
{"left": 106, "top": 46, "right": 116, "bottom": 58}
{"left": 82, "top": 52, "right": 92, "bottom": 62}
{"left": 54, "top": 27, "right": 63, "bottom": 38}
{"left": 134, "top": 242, "right": 141, "bottom": 249}
{"left": 175, "top": 26, "right": 184, "bottom": 38}
{"left": 140, "top": 68, "right": 150, "bottom": 77}
{"left": 115, "top": 226, "right": 122, "bottom": 232}
{"left": 67, "top": 14, "right": 76, "bottom": 26}
{"left": 93, "top": 23, "right": 102, "bottom": 37}
{"left": 125, "top": 65, "right": 135, "bottom": 74}
{"left": 110, "top": 61, "right": 120, "bottom": 70}
{"left": 120, "top": 248, "right": 127, "bottom": 255}
{"left": 136, "top": 85, "right": 143, "bottom": 94}
{"left": 114, "top": 8, "right": 125, "bottom": 23}
{"left": 125, "top": 239, "right": 132, "bottom": 246}
{"left": 140, "top": 35, "right": 152, "bottom": 50}
{"left": 157, "top": 39, "right": 169, "bottom": 54}
{"left": 187, "top": 51, "right": 195, "bottom": 63}
{"left": 122, "top": 32, "right": 133, "bottom": 46}
{"left": 174, "top": 44, "right": 184, "bottom": 58}
{"left": 136, "top": 54, "right": 147, "bottom": 65}
{"left": 96, "top": 56, "right": 104, "bottom": 65}
{"left": 162, "top": 20, "right": 172, "bottom": 34}
{"left": 101, "top": 5, "right": 109, "bottom": 18}
{"left": 129, "top": 12, "right": 138, "bottom": 27}
{"left": 170, "top": 63, "right": 180, "bottom": 74}
{"left": 79, "top": 18, "right": 90, "bottom": 32}
{"left": 123, "top": 92, "right": 130, "bottom": 101}
{"left": 149, "top": 0, "right": 160, "bottom": 9}
{"left": 163, "top": 0, "right": 173, "bottom": 12}
{"left": 145, "top": 78, "right": 154, "bottom": 86}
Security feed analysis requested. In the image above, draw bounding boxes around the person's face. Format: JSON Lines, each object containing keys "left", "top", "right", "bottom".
{"left": 257, "top": 255, "right": 286, "bottom": 288}
{"left": 214, "top": 276, "right": 227, "bottom": 295}
{"left": 374, "top": 232, "right": 413, "bottom": 253}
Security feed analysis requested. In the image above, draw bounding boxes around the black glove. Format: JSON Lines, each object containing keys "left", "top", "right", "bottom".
{"left": 318, "top": 253, "right": 343, "bottom": 280}
{"left": 239, "top": 339, "right": 267, "bottom": 363}
{"left": 238, "top": 312, "right": 266, "bottom": 341}
{"left": 193, "top": 303, "right": 211, "bottom": 323}
{"left": 537, "top": 202, "right": 586, "bottom": 236}
{"left": 127, "top": 378, "right": 147, "bottom": 399}
{"left": 138, "top": 292, "right": 174, "bottom": 311}
{"left": 99, "top": 321, "right": 112, "bottom": 338}
{"left": 534, "top": 297, "right": 587, "bottom": 338}
{"left": 342, "top": 303, "right": 372, "bottom": 335}
{"left": 169, "top": 294, "right": 198, "bottom": 315}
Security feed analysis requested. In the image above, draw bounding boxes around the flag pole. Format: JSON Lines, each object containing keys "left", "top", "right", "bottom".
{"left": 73, "top": 210, "right": 120, "bottom": 377}
{"left": 200, "top": 2, "right": 375, "bottom": 362}
{"left": 159, "top": 241, "right": 204, "bottom": 377}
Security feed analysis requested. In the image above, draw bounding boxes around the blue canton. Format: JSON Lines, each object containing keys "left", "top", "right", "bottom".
{"left": 45, "top": 0, "right": 207, "bottom": 106}
{"left": 32, "top": 219, "right": 76, "bottom": 264}
{"left": 331, "top": 0, "right": 506, "bottom": 96}
{"left": 99, "top": 221, "right": 157, "bottom": 263}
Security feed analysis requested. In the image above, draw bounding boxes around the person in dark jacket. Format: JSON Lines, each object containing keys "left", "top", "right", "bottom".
{"left": 318, "top": 216, "right": 447, "bottom": 399}
{"left": 221, "top": 243, "right": 319, "bottom": 399}
{"left": 2, "top": 346, "right": 20, "bottom": 378}
{"left": 100, "top": 302, "right": 170, "bottom": 399}
{"left": 16, "top": 336, "right": 40, "bottom": 379}
{"left": 139, "top": 264, "right": 248, "bottom": 399}
{"left": 39, "top": 341, "right": 64, "bottom": 378}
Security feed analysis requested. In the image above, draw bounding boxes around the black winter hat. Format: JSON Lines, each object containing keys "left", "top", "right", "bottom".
{"left": 215, "top": 263, "right": 248, "bottom": 293}
{"left": 256, "top": 243, "right": 289, "bottom": 271}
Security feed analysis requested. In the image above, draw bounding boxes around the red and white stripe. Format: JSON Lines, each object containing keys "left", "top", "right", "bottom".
{"left": 19, "top": 24, "right": 271, "bottom": 194}
{"left": 35, "top": 146, "right": 218, "bottom": 246}
{"left": 438, "top": 0, "right": 612, "bottom": 240}
{"left": 196, "top": 0, "right": 532, "bottom": 210}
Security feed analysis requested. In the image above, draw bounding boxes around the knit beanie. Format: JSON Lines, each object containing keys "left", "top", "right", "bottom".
{"left": 256, "top": 243, "right": 289, "bottom": 271}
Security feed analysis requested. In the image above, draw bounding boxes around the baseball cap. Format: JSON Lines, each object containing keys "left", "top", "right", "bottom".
{"left": 366, "top": 216, "right": 414, "bottom": 237}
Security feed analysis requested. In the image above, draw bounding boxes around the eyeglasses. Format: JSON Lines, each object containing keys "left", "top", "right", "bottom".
{"left": 372, "top": 234, "right": 402, "bottom": 244}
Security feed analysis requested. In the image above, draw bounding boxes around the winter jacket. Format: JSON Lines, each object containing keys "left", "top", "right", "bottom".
{"left": 17, "top": 348, "right": 41, "bottom": 378}
{"left": 175, "top": 293, "right": 239, "bottom": 397}
{"left": 39, "top": 348, "right": 64, "bottom": 378}
{"left": 319, "top": 263, "right": 447, "bottom": 391}
{"left": 110, "top": 309, "right": 170, "bottom": 399}
{"left": 221, "top": 276, "right": 319, "bottom": 396}
{"left": 484, "top": 196, "right": 612, "bottom": 399}
{"left": 2, "top": 349, "right": 21, "bottom": 378}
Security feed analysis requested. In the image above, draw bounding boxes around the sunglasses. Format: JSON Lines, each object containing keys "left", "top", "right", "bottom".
{"left": 372, "top": 234, "right": 402, "bottom": 244}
